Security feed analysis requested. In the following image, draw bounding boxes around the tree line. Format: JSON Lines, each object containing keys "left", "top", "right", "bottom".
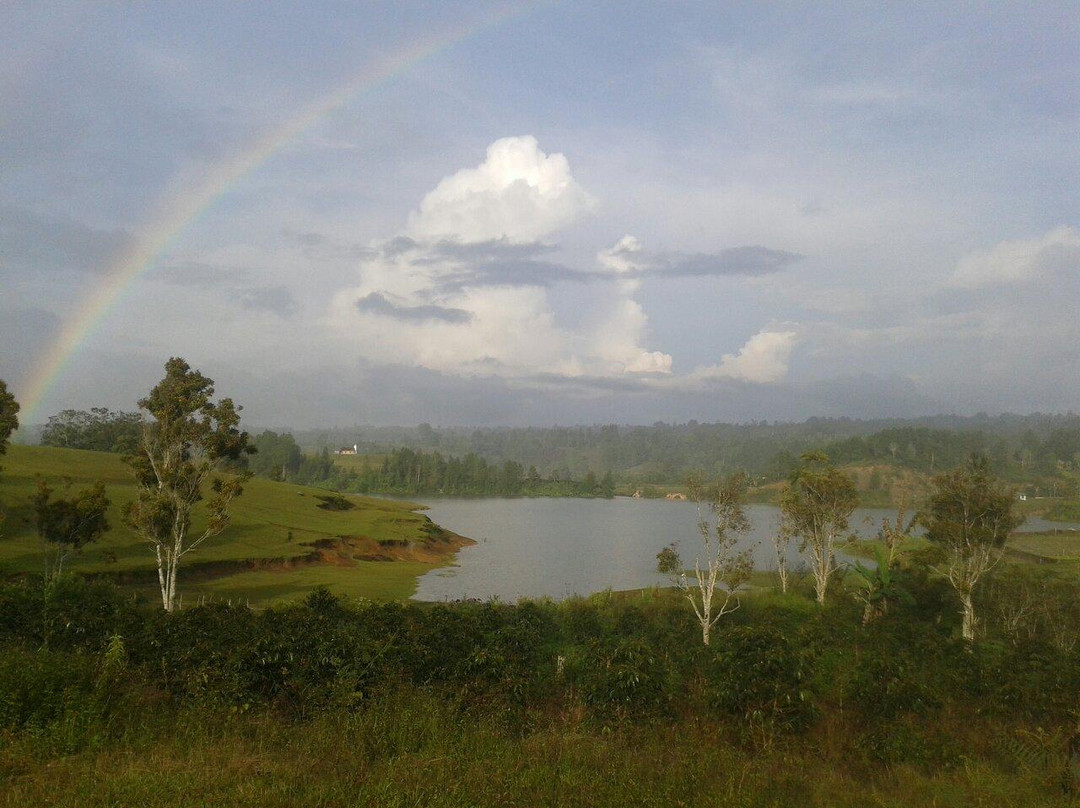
{"left": 31, "top": 403, "right": 1080, "bottom": 496}
{"left": 293, "top": 417, "right": 1080, "bottom": 491}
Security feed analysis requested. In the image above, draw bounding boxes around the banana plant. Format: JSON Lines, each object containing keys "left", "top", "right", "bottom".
{"left": 851, "top": 546, "right": 914, "bottom": 625}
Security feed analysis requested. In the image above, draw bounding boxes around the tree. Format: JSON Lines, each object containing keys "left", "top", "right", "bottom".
{"left": 32, "top": 478, "right": 110, "bottom": 580}
{"left": 778, "top": 453, "right": 858, "bottom": 605}
{"left": 122, "top": 358, "right": 252, "bottom": 612}
{"left": 850, "top": 546, "right": 913, "bottom": 624}
{"left": 771, "top": 521, "right": 792, "bottom": 594}
{"left": 656, "top": 472, "right": 754, "bottom": 645}
{"left": 0, "top": 379, "right": 18, "bottom": 537}
{"left": 40, "top": 407, "right": 143, "bottom": 453}
{"left": 0, "top": 378, "right": 18, "bottom": 466}
{"left": 918, "top": 455, "right": 1021, "bottom": 642}
{"left": 250, "top": 430, "right": 303, "bottom": 481}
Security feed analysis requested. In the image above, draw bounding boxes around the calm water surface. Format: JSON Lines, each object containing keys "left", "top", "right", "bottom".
{"left": 411, "top": 497, "right": 1076, "bottom": 602}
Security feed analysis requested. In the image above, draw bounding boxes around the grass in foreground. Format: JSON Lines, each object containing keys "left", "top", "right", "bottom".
{"left": 0, "top": 691, "right": 1073, "bottom": 808}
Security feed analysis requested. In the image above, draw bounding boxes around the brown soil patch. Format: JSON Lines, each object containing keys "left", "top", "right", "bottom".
{"left": 99, "top": 523, "right": 475, "bottom": 587}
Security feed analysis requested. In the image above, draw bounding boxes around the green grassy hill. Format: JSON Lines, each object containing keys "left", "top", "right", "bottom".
{"left": 0, "top": 445, "right": 468, "bottom": 605}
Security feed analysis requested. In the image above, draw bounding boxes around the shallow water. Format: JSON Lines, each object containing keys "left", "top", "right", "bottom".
{"left": 410, "top": 497, "right": 1077, "bottom": 602}
{"left": 412, "top": 498, "right": 873, "bottom": 601}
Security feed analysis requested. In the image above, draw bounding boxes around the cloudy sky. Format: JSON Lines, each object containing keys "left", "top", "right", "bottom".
{"left": 2, "top": 2, "right": 1078, "bottom": 427}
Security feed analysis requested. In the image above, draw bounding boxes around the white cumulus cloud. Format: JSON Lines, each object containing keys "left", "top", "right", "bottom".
{"left": 408, "top": 135, "right": 596, "bottom": 243}
{"left": 950, "top": 226, "right": 1080, "bottom": 289}
{"left": 696, "top": 329, "right": 798, "bottom": 384}
{"left": 330, "top": 137, "right": 794, "bottom": 388}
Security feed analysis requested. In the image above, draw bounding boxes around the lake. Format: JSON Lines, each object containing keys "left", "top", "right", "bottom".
{"left": 412, "top": 497, "right": 1077, "bottom": 602}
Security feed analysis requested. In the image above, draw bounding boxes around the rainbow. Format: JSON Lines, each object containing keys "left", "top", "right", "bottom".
{"left": 18, "top": 2, "right": 536, "bottom": 423}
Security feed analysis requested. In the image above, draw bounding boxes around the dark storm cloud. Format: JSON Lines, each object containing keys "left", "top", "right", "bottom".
{"left": 0, "top": 204, "right": 131, "bottom": 275}
{"left": 355, "top": 292, "right": 472, "bottom": 324}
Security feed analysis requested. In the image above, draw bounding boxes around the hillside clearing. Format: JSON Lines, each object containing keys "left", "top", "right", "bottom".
{"left": 0, "top": 445, "right": 469, "bottom": 604}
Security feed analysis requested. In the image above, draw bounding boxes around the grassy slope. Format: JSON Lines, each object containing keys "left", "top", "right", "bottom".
{"left": 0, "top": 445, "right": 456, "bottom": 604}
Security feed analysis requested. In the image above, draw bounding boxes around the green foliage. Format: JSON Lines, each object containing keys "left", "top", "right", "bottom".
{"left": 31, "top": 478, "right": 110, "bottom": 579}
{"left": 308, "top": 445, "right": 618, "bottom": 498}
{"left": 850, "top": 546, "right": 914, "bottom": 624}
{"left": 0, "top": 573, "right": 1078, "bottom": 805}
{"left": 573, "top": 636, "right": 675, "bottom": 719}
{"left": 707, "top": 624, "right": 815, "bottom": 741}
{"left": 0, "top": 444, "right": 445, "bottom": 605}
{"left": 249, "top": 430, "right": 303, "bottom": 481}
{"left": 0, "top": 377, "right": 18, "bottom": 461}
{"left": 658, "top": 472, "right": 754, "bottom": 645}
{"left": 919, "top": 455, "right": 1022, "bottom": 554}
{"left": 846, "top": 627, "right": 946, "bottom": 720}
{"left": 124, "top": 357, "right": 254, "bottom": 611}
{"left": 779, "top": 453, "right": 858, "bottom": 604}
{"left": 0, "top": 647, "right": 98, "bottom": 735}
{"left": 40, "top": 408, "right": 142, "bottom": 453}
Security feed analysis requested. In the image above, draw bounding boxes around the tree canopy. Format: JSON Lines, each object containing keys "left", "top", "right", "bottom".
{"left": 40, "top": 407, "right": 143, "bottom": 453}
{"left": 0, "top": 378, "right": 19, "bottom": 459}
{"left": 123, "top": 358, "right": 253, "bottom": 612}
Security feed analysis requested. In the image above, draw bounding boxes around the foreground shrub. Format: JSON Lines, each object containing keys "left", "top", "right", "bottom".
{"left": 707, "top": 624, "right": 815, "bottom": 745}
{"left": 572, "top": 636, "right": 676, "bottom": 720}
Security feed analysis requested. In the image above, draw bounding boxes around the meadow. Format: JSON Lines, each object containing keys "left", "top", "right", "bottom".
{"left": 0, "top": 445, "right": 467, "bottom": 604}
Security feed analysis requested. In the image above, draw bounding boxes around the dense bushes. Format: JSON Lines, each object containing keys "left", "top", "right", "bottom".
{"left": 0, "top": 571, "right": 1078, "bottom": 769}
{"left": 707, "top": 624, "right": 816, "bottom": 740}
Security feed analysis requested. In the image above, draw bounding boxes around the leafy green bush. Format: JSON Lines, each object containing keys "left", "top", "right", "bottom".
{"left": 707, "top": 624, "right": 815, "bottom": 741}
{"left": 572, "top": 637, "right": 675, "bottom": 719}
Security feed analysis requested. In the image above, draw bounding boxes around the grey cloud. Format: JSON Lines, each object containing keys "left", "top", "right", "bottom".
{"left": 286, "top": 230, "right": 372, "bottom": 262}
{"left": 604, "top": 243, "right": 802, "bottom": 279}
{"left": 0, "top": 307, "right": 62, "bottom": 385}
{"left": 427, "top": 238, "right": 557, "bottom": 262}
{"left": 358, "top": 236, "right": 799, "bottom": 294}
{"left": 0, "top": 204, "right": 131, "bottom": 274}
{"left": 435, "top": 259, "right": 590, "bottom": 292}
{"left": 433, "top": 244, "right": 799, "bottom": 291}
{"left": 232, "top": 363, "right": 950, "bottom": 429}
{"left": 355, "top": 292, "right": 472, "bottom": 324}
{"left": 155, "top": 261, "right": 251, "bottom": 287}
{"left": 240, "top": 286, "right": 299, "bottom": 318}
{"left": 655, "top": 246, "right": 802, "bottom": 277}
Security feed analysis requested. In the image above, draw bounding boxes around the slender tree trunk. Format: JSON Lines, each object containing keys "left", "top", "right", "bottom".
{"left": 166, "top": 551, "right": 180, "bottom": 613}
{"left": 961, "top": 591, "right": 976, "bottom": 643}
{"left": 155, "top": 545, "right": 169, "bottom": 611}
{"left": 813, "top": 543, "right": 828, "bottom": 604}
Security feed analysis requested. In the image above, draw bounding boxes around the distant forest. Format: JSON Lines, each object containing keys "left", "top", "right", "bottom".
{"left": 36, "top": 409, "right": 1080, "bottom": 496}
{"left": 290, "top": 413, "right": 1080, "bottom": 490}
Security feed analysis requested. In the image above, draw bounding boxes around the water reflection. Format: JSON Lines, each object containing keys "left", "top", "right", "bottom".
{"left": 413, "top": 498, "right": 894, "bottom": 602}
